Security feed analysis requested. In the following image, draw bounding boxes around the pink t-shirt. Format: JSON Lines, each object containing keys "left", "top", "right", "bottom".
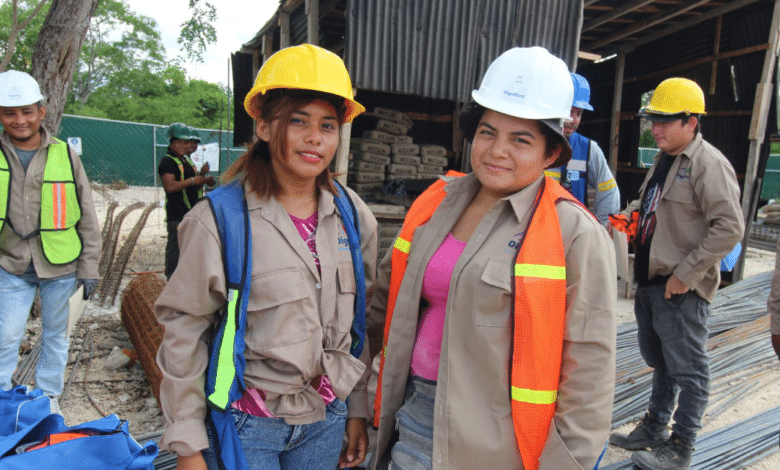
{"left": 232, "top": 212, "right": 335, "bottom": 417}
{"left": 410, "top": 233, "right": 467, "bottom": 381}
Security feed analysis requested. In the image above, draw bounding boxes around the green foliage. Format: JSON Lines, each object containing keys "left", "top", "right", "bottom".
{"left": 66, "top": 66, "right": 231, "bottom": 128}
{"left": 1, "top": 0, "right": 229, "bottom": 129}
{"left": 0, "top": 0, "right": 48, "bottom": 71}
{"left": 71, "top": 0, "right": 167, "bottom": 105}
{"left": 178, "top": 0, "right": 218, "bottom": 63}
{"left": 639, "top": 129, "right": 656, "bottom": 148}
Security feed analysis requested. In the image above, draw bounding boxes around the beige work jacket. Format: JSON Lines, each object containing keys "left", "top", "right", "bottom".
{"left": 368, "top": 174, "right": 616, "bottom": 470}
{"left": 155, "top": 182, "right": 378, "bottom": 456}
{"left": 0, "top": 128, "right": 101, "bottom": 279}
{"left": 623, "top": 133, "right": 744, "bottom": 302}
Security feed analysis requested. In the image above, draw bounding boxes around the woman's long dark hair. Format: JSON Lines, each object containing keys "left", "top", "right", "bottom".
{"left": 222, "top": 91, "right": 346, "bottom": 200}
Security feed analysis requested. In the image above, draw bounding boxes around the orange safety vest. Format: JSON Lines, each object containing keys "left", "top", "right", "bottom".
{"left": 374, "top": 172, "right": 581, "bottom": 470}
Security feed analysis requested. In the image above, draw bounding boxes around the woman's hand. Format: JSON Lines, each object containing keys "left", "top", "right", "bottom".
{"left": 176, "top": 452, "right": 207, "bottom": 470}
{"left": 338, "top": 417, "right": 368, "bottom": 468}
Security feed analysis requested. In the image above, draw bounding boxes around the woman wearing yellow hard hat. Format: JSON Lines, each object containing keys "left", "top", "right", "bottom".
{"left": 154, "top": 44, "right": 377, "bottom": 470}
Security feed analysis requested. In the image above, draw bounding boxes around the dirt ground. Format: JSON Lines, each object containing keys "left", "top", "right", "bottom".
{"left": 21, "top": 185, "right": 780, "bottom": 467}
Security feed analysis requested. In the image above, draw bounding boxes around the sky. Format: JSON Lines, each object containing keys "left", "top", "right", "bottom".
{"left": 122, "top": 0, "right": 279, "bottom": 86}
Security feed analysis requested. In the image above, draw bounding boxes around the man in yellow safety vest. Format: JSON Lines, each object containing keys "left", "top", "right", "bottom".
{"left": 0, "top": 70, "right": 102, "bottom": 411}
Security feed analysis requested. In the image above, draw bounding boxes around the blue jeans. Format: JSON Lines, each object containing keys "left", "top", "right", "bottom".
{"left": 390, "top": 377, "right": 435, "bottom": 470}
{"left": 203, "top": 398, "right": 348, "bottom": 470}
{"left": 0, "top": 265, "right": 77, "bottom": 397}
{"left": 634, "top": 285, "right": 710, "bottom": 443}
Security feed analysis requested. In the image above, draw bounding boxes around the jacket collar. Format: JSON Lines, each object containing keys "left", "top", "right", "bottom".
{"left": 244, "top": 181, "right": 337, "bottom": 217}
{"left": 442, "top": 171, "right": 544, "bottom": 224}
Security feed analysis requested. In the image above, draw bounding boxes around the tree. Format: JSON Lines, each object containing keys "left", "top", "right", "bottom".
{"left": 0, "top": 0, "right": 50, "bottom": 72}
{"left": 71, "top": 0, "right": 166, "bottom": 105}
{"left": 30, "top": 0, "right": 99, "bottom": 133}
{"left": 178, "top": 0, "right": 218, "bottom": 63}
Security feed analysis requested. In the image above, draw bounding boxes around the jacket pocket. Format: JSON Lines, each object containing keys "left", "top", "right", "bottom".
{"left": 245, "top": 268, "right": 311, "bottom": 349}
{"left": 475, "top": 257, "right": 513, "bottom": 327}
{"left": 336, "top": 261, "right": 357, "bottom": 333}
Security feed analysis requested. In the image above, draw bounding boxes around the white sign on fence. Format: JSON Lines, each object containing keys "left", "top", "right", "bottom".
{"left": 190, "top": 142, "right": 220, "bottom": 173}
{"left": 67, "top": 137, "right": 83, "bottom": 155}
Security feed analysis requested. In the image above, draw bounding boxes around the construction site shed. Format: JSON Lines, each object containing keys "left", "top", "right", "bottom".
{"left": 574, "top": 0, "right": 780, "bottom": 279}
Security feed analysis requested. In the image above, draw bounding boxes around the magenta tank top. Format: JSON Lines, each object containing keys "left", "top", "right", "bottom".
{"left": 410, "top": 233, "right": 467, "bottom": 381}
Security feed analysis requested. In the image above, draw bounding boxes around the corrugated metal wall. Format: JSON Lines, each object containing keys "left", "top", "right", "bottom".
{"left": 344, "top": 0, "right": 583, "bottom": 102}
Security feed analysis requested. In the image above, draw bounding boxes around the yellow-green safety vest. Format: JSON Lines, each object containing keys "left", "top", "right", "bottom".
{"left": 0, "top": 139, "right": 83, "bottom": 265}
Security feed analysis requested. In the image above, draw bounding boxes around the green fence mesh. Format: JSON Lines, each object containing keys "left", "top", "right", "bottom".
{"left": 58, "top": 115, "right": 246, "bottom": 187}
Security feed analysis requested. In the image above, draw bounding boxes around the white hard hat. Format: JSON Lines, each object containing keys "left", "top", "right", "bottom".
{"left": 471, "top": 47, "right": 573, "bottom": 124}
{"left": 0, "top": 70, "right": 44, "bottom": 107}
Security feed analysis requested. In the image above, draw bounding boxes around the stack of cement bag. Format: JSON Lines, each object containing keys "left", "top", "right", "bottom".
{"left": 348, "top": 107, "right": 449, "bottom": 198}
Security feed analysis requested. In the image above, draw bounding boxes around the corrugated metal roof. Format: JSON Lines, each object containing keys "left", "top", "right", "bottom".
{"left": 343, "top": 0, "right": 583, "bottom": 102}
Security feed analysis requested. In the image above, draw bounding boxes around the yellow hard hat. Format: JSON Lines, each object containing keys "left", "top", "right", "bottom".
{"left": 243, "top": 44, "right": 365, "bottom": 123}
{"left": 639, "top": 77, "right": 706, "bottom": 119}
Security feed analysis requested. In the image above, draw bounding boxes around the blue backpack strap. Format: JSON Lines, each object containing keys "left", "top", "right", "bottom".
{"left": 333, "top": 181, "right": 367, "bottom": 358}
{"left": 204, "top": 181, "right": 251, "bottom": 470}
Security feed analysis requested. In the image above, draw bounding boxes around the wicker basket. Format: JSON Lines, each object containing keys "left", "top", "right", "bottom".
{"left": 120, "top": 273, "right": 167, "bottom": 403}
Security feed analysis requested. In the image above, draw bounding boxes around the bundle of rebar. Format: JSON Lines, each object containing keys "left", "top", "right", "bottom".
{"left": 602, "top": 406, "right": 780, "bottom": 469}
{"left": 612, "top": 271, "right": 775, "bottom": 427}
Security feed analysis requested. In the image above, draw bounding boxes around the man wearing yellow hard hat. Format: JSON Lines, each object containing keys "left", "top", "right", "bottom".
{"left": 608, "top": 78, "right": 743, "bottom": 470}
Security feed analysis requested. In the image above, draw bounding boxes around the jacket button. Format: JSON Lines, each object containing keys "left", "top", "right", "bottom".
{"left": 437, "top": 453, "right": 442, "bottom": 463}
{"left": 316, "top": 283, "right": 321, "bottom": 289}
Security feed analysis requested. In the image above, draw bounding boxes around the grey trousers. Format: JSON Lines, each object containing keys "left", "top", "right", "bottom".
{"left": 634, "top": 284, "right": 711, "bottom": 444}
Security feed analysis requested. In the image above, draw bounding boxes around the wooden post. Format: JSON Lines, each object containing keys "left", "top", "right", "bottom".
{"left": 609, "top": 53, "right": 626, "bottom": 174}
{"left": 306, "top": 0, "right": 320, "bottom": 45}
{"left": 709, "top": 15, "right": 722, "bottom": 95}
{"left": 734, "top": 0, "right": 780, "bottom": 280}
{"left": 334, "top": 122, "right": 351, "bottom": 187}
{"left": 280, "top": 12, "right": 290, "bottom": 49}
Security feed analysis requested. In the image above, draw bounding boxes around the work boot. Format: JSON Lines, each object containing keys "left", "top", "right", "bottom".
{"left": 609, "top": 413, "right": 670, "bottom": 450}
{"left": 631, "top": 434, "right": 693, "bottom": 470}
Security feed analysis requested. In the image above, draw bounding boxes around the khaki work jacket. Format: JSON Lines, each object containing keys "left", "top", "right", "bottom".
{"left": 0, "top": 128, "right": 101, "bottom": 280}
{"left": 623, "top": 133, "right": 744, "bottom": 302}
{"left": 155, "top": 182, "right": 377, "bottom": 456}
{"left": 368, "top": 174, "right": 616, "bottom": 470}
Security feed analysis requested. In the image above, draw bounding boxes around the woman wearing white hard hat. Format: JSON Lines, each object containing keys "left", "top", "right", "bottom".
{"left": 155, "top": 44, "right": 377, "bottom": 470}
{"left": 367, "top": 47, "right": 616, "bottom": 470}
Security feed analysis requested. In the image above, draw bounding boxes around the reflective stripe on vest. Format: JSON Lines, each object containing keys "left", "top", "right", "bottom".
{"left": 167, "top": 154, "right": 201, "bottom": 209}
{"left": 0, "top": 146, "right": 9, "bottom": 236}
{"left": 374, "top": 174, "right": 579, "bottom": 470}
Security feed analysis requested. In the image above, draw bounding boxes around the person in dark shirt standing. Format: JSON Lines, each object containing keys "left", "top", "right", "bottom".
{"left": 609, "top": 78, "right": 743, "bottom": 470}
{"left": 157, "top": 122, "right": 212, "bottom": 278}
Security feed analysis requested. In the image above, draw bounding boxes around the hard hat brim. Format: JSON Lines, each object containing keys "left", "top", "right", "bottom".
{"left": 572, "top": 101, "right": 594, "bottom": 112}
{"left": 637, "top": 111, "right": 695, "bottom": 122}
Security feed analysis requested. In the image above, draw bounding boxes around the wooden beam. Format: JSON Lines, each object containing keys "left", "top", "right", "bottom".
{"left": 610, "top": 53, "right": 626, "bottom": 175}
{"left": 281, "top": 0, "right": 304, "bottom": 12}
{"left": 586, "top": 0, "right": 711, "bottom": 52}
{"left": 710, "top": 15, "right": 722, "bottom": 95}
{"left": 583, "top": 0, "right": 657, "bottom": 33}
{"left": 624, "top": 43, "right": 769, "bottom": 84}
{"left": 734, "top": 0, "right": 780, "bottom": 280}
{"left": 261, "top": 33, "right": 273, "bottom": 64}
{"left": 306, "top": 0, "right": 320, "bottom": 45}
{"left": 621, "top": 0, "right": 763, "bottom": 53}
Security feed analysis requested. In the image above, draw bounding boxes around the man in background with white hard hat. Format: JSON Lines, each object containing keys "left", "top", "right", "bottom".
{"left": 608, "top": 78, "right": 743, "bottom": 470}
{"left": 0, "top": 70, "right": 101, "bottom": 410}
{"left": 545, "top": 73, "right": 620, "bottom": 224}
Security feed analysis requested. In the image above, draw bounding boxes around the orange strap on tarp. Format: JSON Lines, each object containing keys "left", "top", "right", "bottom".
{"left": 24, "top": 430, "right": 98, "bottom": 452}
